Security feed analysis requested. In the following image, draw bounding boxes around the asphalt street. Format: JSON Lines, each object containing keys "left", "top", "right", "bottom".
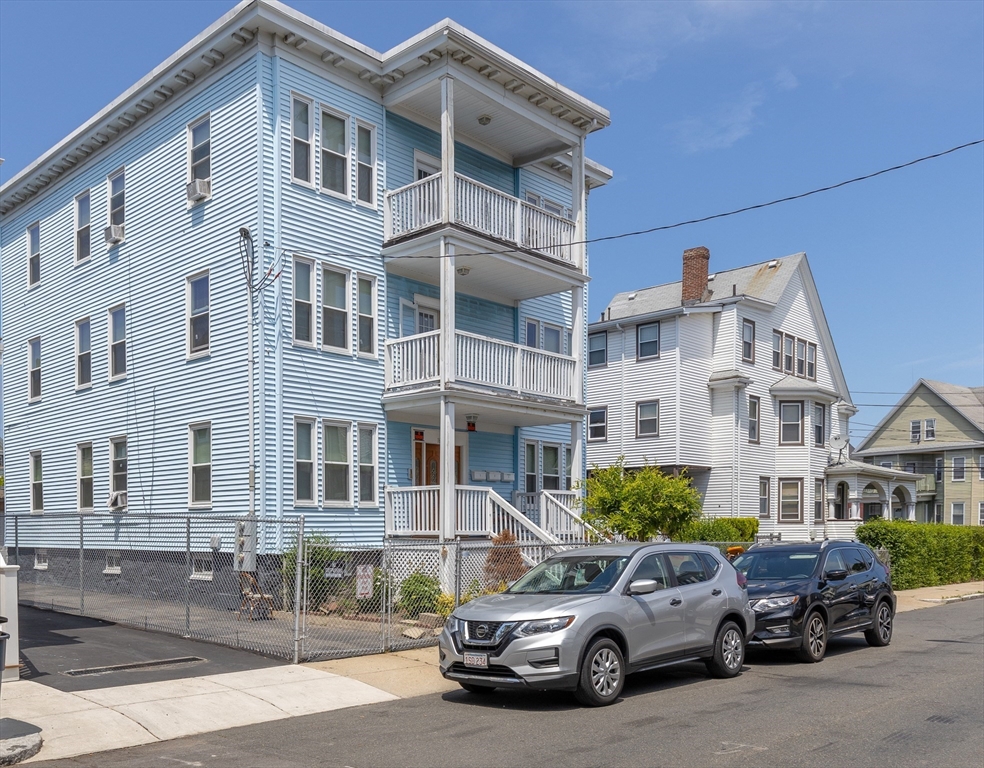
{"left": 30, "top": 599, "right": 984, "bottom": 768}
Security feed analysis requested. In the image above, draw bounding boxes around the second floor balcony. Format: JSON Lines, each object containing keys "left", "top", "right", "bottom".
{"left": 384, "top": 172, "right": 579, "bottom": 269}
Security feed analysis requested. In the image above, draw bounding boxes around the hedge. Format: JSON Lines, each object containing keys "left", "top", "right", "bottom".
{"left": 856, "top": 519, "right": 984, "bottom": 590}
{"left": 677, "top": 517, "right": 759, "bottom": 543}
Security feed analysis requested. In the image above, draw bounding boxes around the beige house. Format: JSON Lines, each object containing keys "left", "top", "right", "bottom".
{"left": 854, "top": 380, "right": 984, "bottom": 526}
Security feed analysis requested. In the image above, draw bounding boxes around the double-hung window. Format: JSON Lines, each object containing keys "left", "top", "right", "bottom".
{"left": 951, "top": 502, "right": 965, "bottom": 526}
{"left": 796, "top": 340, "right": 806, "bottom": 376}
{"left": 292, "top": 96, "right": 312, "bottom": 184}
{"left": 748, "top": 396, "right": 760, "bottom": 443}
{"left": 525, "top": 443, "right": 538, "bottom": 493}
{"left": 293, "top": 259, "right": 313, "bottom": 344}
{"left": 112, "top": 438, "right": 128, "bottom": 493}
{"left": 109, "top": 305, "right": 126, "bottom": 379}
{"left": 979, "top": 501, "right": 984, "bottom": 527}
{"left": 779, "top": 478, "right": 802, "bottom": 523}
{"left": 637, "top": 322, "right": 659, "bottom": 359}
{"left": 588, "top": 332, "right": 607, "bottom": 366}
{"left": 543, "top": 324, "right": 562, "bottom": 354}
{"left": 188, "top": 272, "right": 209, "bottom": 355}
{"left": 324, "top": 423, "right": 350, "bottom": 504}
{"left": 814, "top": 404, "right": 825, "bottom": 447}
{"left": 952, "top": 456, "right": 965, "bottom": 481}
{"left": 31, "top": 452, "right": 43, "bottom": 513}
{"left": 759, "top": 478, "right": 770, "bottom": 518}
{"left": 190, "top": 424, "right": 212, "bottom": 505}
{"left": 542, "top": 445, "right": 560, "bottom": 490}
{"left": 779, "top": 402, "right": 803, "bottom": 445}
{"left": 78, "top": 444, "right": 94, "bottom": 512}
{"left": 910, "top": 420, "right": 921, "bottom": 443}
{"left": 320, "top": 110, "right": 347, "bottom": 195}
{"left": 814, "top": 479, "right": 824, "bottom": 522}
{"left": 783, "top": 334, "right": 794, "bottom": 373}
{"left": 588, "top": 408, "right": 607, "bottom": 441}
{"left": 924, "top": 419, "right": 936, "bottom": 440}
{"left": 741, "top": 319, "right": 755, "bottom": 363}
{"left": 295, "top": 420, "right": 315, "bottom": 505}
{"left": 772, "top": 331, "right": 782, "bottom": 370}
{"left": 356, "top": 124, "right": 375, "bottom": 205}
{"left": 76, "top": 319, "right": 91, "bottom": 387}
{"left": 806, "top": 343, "right": 817, "bottom": 379}
{"left": 189, "top": 116, "right": 211, "bottom": 183}
{"left": 76, "top": 192, "right": 91, "bottom": 262}
{"left": 637, "top": 401, "right": 659, "bottom": 436}
{"left": 29, "top": 338, "right": 41, "bottom": 400}
{"left": 935, "top": 458, "right": 943, "bottom": 482}
{"left": 28, "top": 222, "right": 40, "bottom": 286}
{"left": 358, "top": 426, "right": 377, "bottom": 504}
{"left": 109, "top": 169, "right": 125, "bottom": 227}
{"left": 525, "top": 319, "right": 540, "bottom": 348}
{"left": 357, "top": 276, "right": 375, "bottom": 355}
{"left": 565, "top": 447, "right": 573, "bottom": 491}
{"left": 322, "top": 267, "right": 349, "bottom": 351}
{"left": 980, "top": 458, "right": 984, "bottom": 481}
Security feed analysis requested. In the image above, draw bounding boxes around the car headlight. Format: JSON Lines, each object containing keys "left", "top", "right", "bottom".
{"left": 515, "top": 616, "right": 575, "bottom": 636}
{"left": 750, "top": 595, "right": 799, "bottom": 613}
{"left": 444, "top": 615, "right": 460, "bottom": 633}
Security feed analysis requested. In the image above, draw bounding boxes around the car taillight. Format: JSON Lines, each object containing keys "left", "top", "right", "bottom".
{"left": 736, "top": 570, "right": 747, "bottom": 589}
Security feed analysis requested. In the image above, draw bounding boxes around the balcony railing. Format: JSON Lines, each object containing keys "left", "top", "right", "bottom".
{"left": 384, "top": 172, "right": 577, "bottom": 266}
{"left": 916, "top": 476, "right": 936, "bottom": 494}
{"left": 385, "top": 330, "right": 578, "bottom": 402}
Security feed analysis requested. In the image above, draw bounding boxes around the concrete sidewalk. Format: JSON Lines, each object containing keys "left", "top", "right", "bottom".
{"left": 4, "top": 579, "right": 981, "bottom": 764}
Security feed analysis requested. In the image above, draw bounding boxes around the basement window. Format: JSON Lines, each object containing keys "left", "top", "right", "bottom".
{"left": 104, "top": 551, "right": 121, "bottom": 575}
{"left": 191, "top": 553, "right": 214, "bottom": 581}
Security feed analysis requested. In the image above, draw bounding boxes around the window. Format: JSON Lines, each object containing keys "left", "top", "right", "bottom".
{"left": 779, "top": 402, "right": 803, "bottom": 445}
{"left": 78, "top": 444, "right": 94, "bottom": 511}
{"left": 814, "top": 479, "right": 824, "bottom": 523}
{"left": 542, "top": 445, "right": 560, "bottom": 491}
{"left": 324, "top": 423, "right": 350, "bottom": 503}
{"left": 980, "top": 457, "right": 984, "bottom": 481}
{"left": 925, "top": 418, "right": 936, "bottom": 440}
{"left": 192, "top": 553, "right": 213, "bottom": 581}
{"left": 27, "top": 222, "right": 40, "bottom": 285}
{"left": 880, "top": 461, "right": 892, "bottom": 469}
{"left": 588, "top": 408, "right": 607, "bottom": 441}
{"left": 748, "top": 396, "right": 760, "bottom": 443}
{"left": 29, "top": 338, "right": 41, "bottom": 400}
{"left": 935, "top": 458, "right": 943, "bottom": 482}
{"left": 910, "top": 420, "right": 921, "bottom": 443}
{"left": 779, "top": 479, "right": 802, "bottom": 522}
{"left": 952, "top": 456, "right": 965, "bottom": 481}
{"left": 320, "top": 110, "right": 347, "bottom": 195}
{"left": 905, "top": 462, "right": 916, "bottom": 474}
{"left": 951, "top": 502, "right": 964, "bottom": 526}
{"left": 525, "top": 443, "right": 538, "bottom": 493}
{"left": 566, "top": 330, "right": 573, "bottom": 356}
{"left": 359, "top": 426, "right": 376, "bottom": 504}
{"left": 357, "top": 276, "right": 375, "bottom": 355}
{"left": 637, "top": 322, "right": 660, "bottom": 359}
{"left": 796, "top": 340, "right": 806, "bottom": 376}
{"left": 322, "top": 267, "right": 349, "bottom": 351}
{"left": 979, "top": 502, "right": 984, "bottom": 527}
{"left": 588, "top": 332, "right": 607, "bottom": 366}
{"left": 109, "top": 169, "right": 125, "bottom": 226}
{"left": 293, "top": 259, "right": 313, "bottom": 344}
{"left": 34, "top": 550, "right": 48, "bottom": 570}
{"left": 668, "top": 553, "right": 710, "bottom": 585}
{"left": 190, "top": 424, "right": 211, "bottom": 505}
{"left": 806, "top": 343, "right": 817, "bottom": 380}
{"left": 934, "top": 503, "right": 943, "bottom": 524}
{"left": 112, "top": 438, "right": 128, "bottom": 493}
{"left": 783, "top": 334, "right": 794, "bottom": 373}
{"left": 31, "top": 452, "right": 43, "bottom": 513}
{"left": 741, "top": 319, "right": 755, "bottom": 363}
{"left": 104, "top": 551, "right": 121, "bottom": 575}
{"left": 543, "top": 324, "right": 562, "bottom": 354}
{"left": 295, "top": 420, "right": 314, "bottom": 504}
{"left": 565, "top": 447, "right": 573, "bottom": 491}
{"left": 109, "top": 306, "right": 126, "bottom": 379}
{"left": 637, "top": 401, "right": 659, "bottom": 436}
{"left": 76, "top": 319, "right": 91, "bottom": 387}
{"left": 188, "top": 273, "right": 209, "bottom": 355}
{"left": 814, "top": 404, "right": 825, "bottom": 447}
{"left": 291, "top": 96, "right": 312, "bottom": 183}
{"left": 76, "top": 191, "right": 91, "bottom": 262}
{"left": 356, "top": 124, "right": 375, "bottom": 204}
{"left": 525, "top": 319, "right": 539, "bottom": 348}
{"left": 772, "top": 331, "right": 782, "bottom": 370}
{"left": 759, "top": 478, "right": 770, "bottom": 518}
{"left": 189, "top": 116, "right": 211, "bottom": 182}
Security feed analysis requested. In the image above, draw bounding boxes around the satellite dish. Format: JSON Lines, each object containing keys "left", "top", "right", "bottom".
{"left": 830, "top": 434, "right": 849, "bottom": 450}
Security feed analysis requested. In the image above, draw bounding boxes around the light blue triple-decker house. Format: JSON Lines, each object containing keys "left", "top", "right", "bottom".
{"left": 0, "top": 0, "right": 612, "bottom": 548}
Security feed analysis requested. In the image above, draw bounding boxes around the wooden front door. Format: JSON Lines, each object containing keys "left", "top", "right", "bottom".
{"left": 422, "top": 443, "right": 460, "bottom": 485}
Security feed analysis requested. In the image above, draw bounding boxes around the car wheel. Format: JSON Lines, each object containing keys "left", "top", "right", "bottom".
{"left": 459, "top": 682, "right": 496, "bottom": 695}
{"left": 705, "top": 621, "right": 745, "bottom": 679}
{"left": 796, "top": 611, "right": 827, "bottom": 663}
{"left": 864, "top": 601, "right": 894, "bottom": 647}
{"left": 574, "top": 637, "right": 625, "bottom": 707}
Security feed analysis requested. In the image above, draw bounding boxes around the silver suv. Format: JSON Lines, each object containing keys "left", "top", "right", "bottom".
{"left": 439, "top": 543, "right": 755, "bottom": 706}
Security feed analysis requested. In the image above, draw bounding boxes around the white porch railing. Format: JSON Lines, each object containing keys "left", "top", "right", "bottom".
{"left": 384, "top": 172, "right": 578, "bottom": 267}
{"left": 823, "top": 519, "right": 861, "bottom": 540}
{"left": 541, "top": 491, "right": 609, "bottom": 542}
{"left": 385, "top": 330, "right": 578, "bottom": 402}
{"left": 385, "top": 486, "right": 440, "bottom": 536}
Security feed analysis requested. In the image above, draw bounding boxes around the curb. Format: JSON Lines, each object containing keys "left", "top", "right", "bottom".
{"left": 919, "top": 592, "right": 984, "bottom": 605}
{"left": 0, "top": 720, "right": 43, "bottom": 766}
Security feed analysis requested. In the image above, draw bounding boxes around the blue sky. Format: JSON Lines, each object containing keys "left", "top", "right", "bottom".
{"left": 1, "top": 0, "right": 982, "bottom": 442}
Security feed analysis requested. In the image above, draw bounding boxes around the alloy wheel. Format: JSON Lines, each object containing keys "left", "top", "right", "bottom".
{"left": 877, "top": 604, "right": 893, "bottom": 642}
{"left": 590, "top": 647, "right": 621, "bottom": 697}
{"left": 808, "top": 615, "right": 826, "bottom": 658}
{"left": 722, "top": 628, "right": 743, "bottom": 670}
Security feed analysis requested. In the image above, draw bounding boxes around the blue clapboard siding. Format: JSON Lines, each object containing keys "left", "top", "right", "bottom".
{"left": 518, "top": 167, "right": 572, "bottom": 209}
{"left": 386, "top": 275, "right": 515, "bottom": 342}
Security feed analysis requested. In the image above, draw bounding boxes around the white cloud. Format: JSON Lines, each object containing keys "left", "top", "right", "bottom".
{"left": 773, "top": 66, "right": 799, "bottom": 91}
{"left": 671, "top": 83, "right": 766, "bottom": 153}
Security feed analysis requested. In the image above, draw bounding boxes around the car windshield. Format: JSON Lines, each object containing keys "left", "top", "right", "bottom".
{"left": 507, "top": 554, "right": 630, "bottom": 595}
{"left": 731, "top": 551, "right": 819, "bottom": 581}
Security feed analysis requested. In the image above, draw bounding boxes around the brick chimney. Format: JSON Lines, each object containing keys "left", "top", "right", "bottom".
{"left": 681, "top": 246, "right": 710, "bottom": 304}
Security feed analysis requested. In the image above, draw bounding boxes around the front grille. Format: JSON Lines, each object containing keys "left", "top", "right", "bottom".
{"left": 448, "top": 662, "right": 519, "bottom": 680}
{"left": 464, "top": 620, "right": 504, "bottom": 642}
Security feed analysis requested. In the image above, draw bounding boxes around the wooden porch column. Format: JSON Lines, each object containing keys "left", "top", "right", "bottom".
{"left": 440, "top": 397, "right": 456, "bottom": 541}
{"left": 570, "top": 419, "right": 584, "bottom": 491}
{"left": 441, "top": 75, "right": 455, "bottom": 225}
{"left": 571, "top": 133, "right": 586, "bottom": 272}
{"left": 439, "top": 234, "right": 457, "bottom": 541}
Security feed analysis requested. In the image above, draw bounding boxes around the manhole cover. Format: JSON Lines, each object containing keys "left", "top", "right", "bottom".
{"left": 62, "top": 656, "right": 206, "bottom": 676}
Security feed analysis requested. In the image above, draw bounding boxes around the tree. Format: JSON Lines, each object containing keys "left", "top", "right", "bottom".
{"left": 581, "top": 457, "right": 702, "bottom": 540}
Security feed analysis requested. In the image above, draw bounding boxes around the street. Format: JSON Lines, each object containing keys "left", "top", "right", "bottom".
{"left": 31, "top": 599, "right": 984, "bottom": 768}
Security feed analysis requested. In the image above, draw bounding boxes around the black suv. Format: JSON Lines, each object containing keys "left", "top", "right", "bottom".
{"left": 732, "top": 540, "right": 895, "bottom": 663}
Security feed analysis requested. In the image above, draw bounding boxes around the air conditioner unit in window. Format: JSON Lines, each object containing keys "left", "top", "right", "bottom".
{"left": 104, "top": 224, "right": 125, "bottom": 244}
{"left": 186, "top": 178, "right": 211, "bottom": 202}
{"left": 107, "top": 491, "right": 128, "bottom": 512}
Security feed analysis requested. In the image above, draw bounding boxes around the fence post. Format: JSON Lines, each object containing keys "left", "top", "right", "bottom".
{"left": 454, "top": 541, "right": 462, "bottom": 608}
{"left": 78, "top": 515, "right": 85, "bottom": 615}
{"left": 185, "top": 517, "right": 191, "bottom": 636}
{"left": 14, "top": 517, "right": 19, "bottom": 566}
{"left": 292, "top": 517, "right": 304, "bottom": 664}
{"left": 382, "top": 542, "right": 391, "bottom": 653}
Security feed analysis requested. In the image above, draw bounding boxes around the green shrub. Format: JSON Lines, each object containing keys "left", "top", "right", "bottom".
{"left": 677, "top": 517, "right": 758, "bottom": 543}
{"left": 856, "top": 519, "right": 984, "bottom": 590}
{"left": 398, "top": 570, "right": 441, "bottom": 619}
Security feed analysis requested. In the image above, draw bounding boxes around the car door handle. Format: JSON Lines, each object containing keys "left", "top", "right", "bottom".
{"left": 711, "top": 589, "right": 722, "bottom": 596}
{"left": 670, "top": 598, "right": 683, "bottom": 606}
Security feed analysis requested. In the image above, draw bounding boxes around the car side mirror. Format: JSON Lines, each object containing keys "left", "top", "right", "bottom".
{"left": 824, "top": 569, "right": 849, "bottom": 582}
{"left": 628, "top": 579, "right": 659, "bottom": 595}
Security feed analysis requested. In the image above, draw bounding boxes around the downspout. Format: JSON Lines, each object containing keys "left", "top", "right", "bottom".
{"left": 272, "top": 38, "right": 284, "bottom": 526}
{"left": 256, "top": 51, "right": 267, "bottom": 522}
{"left": 615, "top": 323, "right": 625, "bottom": 457}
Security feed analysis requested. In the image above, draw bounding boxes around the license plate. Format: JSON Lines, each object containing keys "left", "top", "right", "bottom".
{"left": 463, "top": 652, "right": 488, "bottom": 669}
